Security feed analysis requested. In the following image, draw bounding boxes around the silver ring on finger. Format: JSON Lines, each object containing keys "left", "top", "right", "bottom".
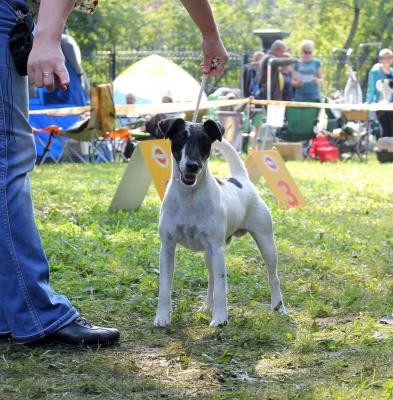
{"left": 42, "top": 71, "right": 52, "bottom": 78}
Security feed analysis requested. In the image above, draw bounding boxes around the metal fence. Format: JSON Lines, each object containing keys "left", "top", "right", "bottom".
{"left": 81, "top": 47, "right": 381, "bottom": 99}
{"left": 83, "top": 50, "right": 244, "bottom": 95}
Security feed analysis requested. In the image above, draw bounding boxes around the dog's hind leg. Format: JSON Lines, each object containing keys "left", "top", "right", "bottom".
{"left": 154, "top": 240, "right": 176, "bottom": 327}
{"left": 199, "top": 252, "right": 214, "bottom": 313}
{"left": 250, "top": 229, "right": 286, "bottom": 313}
{"left": 247, "top": 208, "right": 285, "bottom": 313}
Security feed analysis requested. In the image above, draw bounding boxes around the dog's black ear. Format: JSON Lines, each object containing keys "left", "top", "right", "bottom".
{"left": 203, "top": 119, "right": 224, "bottom": 142}
{"left": 158, "top": 118, "right": 185, "bottom": 140}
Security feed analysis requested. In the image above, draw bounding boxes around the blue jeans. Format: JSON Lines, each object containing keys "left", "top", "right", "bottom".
{"left": 0, "top": 0, "right": 78, "bottom": 343}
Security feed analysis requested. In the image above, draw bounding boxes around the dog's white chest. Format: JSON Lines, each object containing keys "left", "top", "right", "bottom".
{"left": 175, "top": 223, "right": 207, "bottom": 251}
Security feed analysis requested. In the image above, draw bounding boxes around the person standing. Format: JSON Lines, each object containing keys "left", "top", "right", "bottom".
{"left": 258, "top": 40, "right": 297, "bottom": 101}
{"left": 291, "top": 40, "right": 323, "bottom": 102}
{"left": 0, "top": 0, "right": 227, "bottom": 346}
{"left": 366, "top": 48, "right": 393, "bottom": 137}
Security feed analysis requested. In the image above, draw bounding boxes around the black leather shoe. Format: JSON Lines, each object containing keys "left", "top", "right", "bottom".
{"left": 37, "top": 316, "right": 120, "bottom": 347}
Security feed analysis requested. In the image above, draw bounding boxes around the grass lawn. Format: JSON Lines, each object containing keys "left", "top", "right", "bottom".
{"left": 1, "top": 156, "right": 393, "bottom": 399}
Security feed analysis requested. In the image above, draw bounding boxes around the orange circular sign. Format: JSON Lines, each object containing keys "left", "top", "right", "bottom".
{"left": 263, "top": 155, "right": 278, "bottom": 171}
{"left": 152, "top": 146, "right": 169, "bottom": 168}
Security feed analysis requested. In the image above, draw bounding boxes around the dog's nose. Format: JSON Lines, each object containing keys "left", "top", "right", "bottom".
{"left": 185, "top": 161, "right": 199, "bottom": 173}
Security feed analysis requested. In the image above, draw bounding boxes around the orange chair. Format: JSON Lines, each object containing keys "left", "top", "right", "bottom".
{"left": 105, "top": 128, "right": 133, "bottom": 162}
{"left": 32, "top": 125, "right": 62, "bottom": 165}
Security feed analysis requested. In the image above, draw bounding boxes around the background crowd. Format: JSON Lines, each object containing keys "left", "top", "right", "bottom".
{"left": 245, "top": 40, "right": 393, "bottom": 137}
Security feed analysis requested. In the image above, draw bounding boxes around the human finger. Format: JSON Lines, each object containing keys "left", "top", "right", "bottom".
{"left": 33, "top": 68, "right": 44, "bottom": 88}
{"left": 53, "top": 63, "right": 70, "bottom": 91}
{"left": 42, "top": 71, "right": 55, "bottom": 91}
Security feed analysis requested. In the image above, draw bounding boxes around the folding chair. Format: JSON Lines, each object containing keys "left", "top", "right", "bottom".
{"left": 337, "top": 110, "right": 371, "bottom": 160}
{"left": 33, "top": 125, "right": 62, "bottom": 165}
{"left": 59, "top": 84, "right": 117, "bottom": 163}
{"left": 59, "top": 116, "right": 91, "bottom": 163}
{"left": 105, "top": 128, "right": 133, "bottom": 162}
{"left": 278, "top": 107, "right": 319, "bottom": 142}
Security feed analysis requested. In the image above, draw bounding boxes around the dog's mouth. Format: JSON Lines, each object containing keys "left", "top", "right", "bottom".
{"left": 181, "top": 173, "right": 198, "bottom": 186}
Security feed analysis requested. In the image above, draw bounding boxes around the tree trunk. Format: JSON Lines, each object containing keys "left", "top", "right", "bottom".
{"left": 334, "top": 0, "right": 360, "bottom": 90}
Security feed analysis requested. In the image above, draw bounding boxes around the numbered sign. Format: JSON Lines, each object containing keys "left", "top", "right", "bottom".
{"left": 110, "top": 139, "right": 172, "bottom": 211}
{"left": 139, "top": 140, "right": 172, "bottom": 200}
{"left": 245, "top": 149, "right": 306, "bottom": 208}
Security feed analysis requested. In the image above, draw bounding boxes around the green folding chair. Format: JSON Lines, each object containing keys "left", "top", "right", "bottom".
{"left": 278, "top": 107, "right": 319, "bottom": 142}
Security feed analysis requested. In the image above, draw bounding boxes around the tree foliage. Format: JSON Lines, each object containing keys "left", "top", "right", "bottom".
{"left": 67, "top": 0, "right": 393, "bottom": 90}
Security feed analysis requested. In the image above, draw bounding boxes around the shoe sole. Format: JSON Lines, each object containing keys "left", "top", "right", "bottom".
{"left": 25, "top": 338, "right": 120, "bottom": 348}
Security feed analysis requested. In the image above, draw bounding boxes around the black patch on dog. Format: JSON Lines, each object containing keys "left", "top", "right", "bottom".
{"left": 227, "top": 177, "right": 242, "bottom": 188}
{"left": 215, "top": 178, "right": 224, "bottom": 185}
{"left": 145, "top": 113, "right": 168, "bottom": 138}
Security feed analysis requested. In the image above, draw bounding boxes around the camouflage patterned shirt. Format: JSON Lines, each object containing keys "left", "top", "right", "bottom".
{"left": 28, "top": 0, "right": 98, "bottom": 19}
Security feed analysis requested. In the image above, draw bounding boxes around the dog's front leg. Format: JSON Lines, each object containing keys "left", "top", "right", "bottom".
{"left": 209, "top": 245, "right": 228, "bottom": 327}
{"left": 199, "top": 252, "right": 214, "bottom": 313}
{"left": 154, "top": 239, "right": 176, "bottom": 327}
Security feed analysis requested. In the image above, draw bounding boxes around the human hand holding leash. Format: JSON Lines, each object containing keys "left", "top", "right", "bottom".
{"left": 180, "top": 0, "right": 228, "bottom": 76}
{"left": 201, "top": 34, "right": 228, "bottom": 76}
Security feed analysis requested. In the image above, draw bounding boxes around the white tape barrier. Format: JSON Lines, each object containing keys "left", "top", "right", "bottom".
{"left": 28, "top": 98, "right": 393, "bottom": 117}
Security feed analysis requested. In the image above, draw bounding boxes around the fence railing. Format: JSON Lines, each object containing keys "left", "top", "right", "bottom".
{"left": 83, "top": 50, "right": 243, "bottom": 95}
{"left": 81, "top": 49, "right": 381, "bottom": 99}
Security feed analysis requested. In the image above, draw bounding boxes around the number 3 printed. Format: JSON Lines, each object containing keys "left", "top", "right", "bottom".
{"left": 277, "top": 180, "right": 298, "bottom": 207}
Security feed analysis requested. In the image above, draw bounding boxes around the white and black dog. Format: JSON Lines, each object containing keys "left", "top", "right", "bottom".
{"left": 154, "top": 118, "right": 285, "bottom": 328}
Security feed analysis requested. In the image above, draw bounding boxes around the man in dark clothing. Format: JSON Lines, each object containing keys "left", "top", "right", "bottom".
{"left": 259, "top": 40, "right": 298, "bottom": 100}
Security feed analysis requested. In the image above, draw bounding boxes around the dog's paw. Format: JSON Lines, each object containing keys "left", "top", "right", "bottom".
{"left": 272, "top": 301, "right": 287, "bottom": 315}
{"left": 154, "top": 313, "right": 171, "bottom": 328}
{"left": 209, "top": 312, "right": 228, "bottom": 327}
{"left": 198, "top": 303, "right": 213, "bottom": 313}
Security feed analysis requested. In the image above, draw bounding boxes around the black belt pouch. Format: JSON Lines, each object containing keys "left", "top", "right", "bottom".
{"left": 8, "top": 0, "right": 34, "bottom": 76}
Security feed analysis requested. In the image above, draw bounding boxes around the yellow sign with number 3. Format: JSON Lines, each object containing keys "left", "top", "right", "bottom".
{"left": 245, "top": 148, "right": 306, "bottom": 208}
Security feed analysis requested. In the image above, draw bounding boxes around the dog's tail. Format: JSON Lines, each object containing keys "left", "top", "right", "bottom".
{"left": 212, "top": 139, "right": 248, "bottom": 178}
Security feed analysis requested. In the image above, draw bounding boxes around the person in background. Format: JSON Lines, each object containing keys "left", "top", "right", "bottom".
{"left": 243, "top": 50, "right": 264, "bottom": 98}
{"left": 126, "top": 93, "right": 137, "bottom": 104}
{"left": 366, "top": 48, "right": 393, "bottom": 137}
{"left": 281, "top": 52, "right": 295, "bottom": 101}
{"left": 291, "top": 40, "right": 323, "bottom": 102}
{"left": 0, "top": 0, "right": 227, "bottom": 347}
{"left": 259, "top": 40, "right": 297, "bottom": 100}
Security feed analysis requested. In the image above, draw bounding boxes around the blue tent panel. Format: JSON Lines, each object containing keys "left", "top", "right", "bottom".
{"left": 30, "top": 58, "right": 89, "bottom": 160}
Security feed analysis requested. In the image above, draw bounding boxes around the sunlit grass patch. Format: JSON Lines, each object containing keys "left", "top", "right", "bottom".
{"left": 0, "top": 158, "right": 392, "bottom": 399}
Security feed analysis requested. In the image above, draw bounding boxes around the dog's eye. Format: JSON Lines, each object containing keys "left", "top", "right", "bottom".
{"left": 199, "top": 134, "right": 211, "bottom": 146}
{"left": 176, "top": 131, "right": 188, "bottom": 142}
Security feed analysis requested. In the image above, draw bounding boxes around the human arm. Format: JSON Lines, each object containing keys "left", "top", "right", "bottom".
{"left": 269, "top": 57, "right": 298, "bottom": 67}
{"left": 290, "top": 65, "right": 303, "bottom": 88}
{"left": 180, "top": 0, "right": 228, "bottom": 76}
{"left": 27, "top": 0, "right": 75, "bottom": 91}
{"left": 313, "top": 65, "right": 323, "bottom": 86}
{"left": 366, "top": 69, "right": 376, "bottom": 103}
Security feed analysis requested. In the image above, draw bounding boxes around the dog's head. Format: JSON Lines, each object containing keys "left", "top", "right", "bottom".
{"left": 158, "top": 118, "right": 224, "bottom": 186}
